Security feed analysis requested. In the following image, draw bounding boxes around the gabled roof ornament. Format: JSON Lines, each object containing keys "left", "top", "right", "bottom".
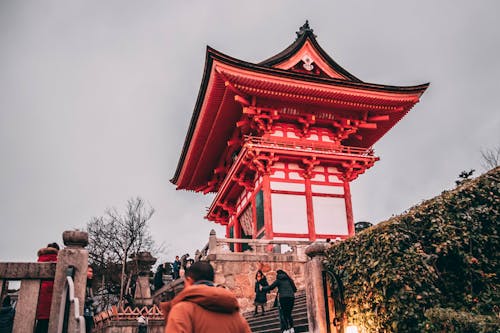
{"left": 296, "top": 20, "right": 317, "bottom": 39}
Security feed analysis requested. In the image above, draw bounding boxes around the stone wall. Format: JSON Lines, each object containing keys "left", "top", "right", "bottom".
{"left": 94, "top": 320, "right": 164, "bottom": 333}
{"left": 208, "top": 249, "right": 308, "bottom": 313}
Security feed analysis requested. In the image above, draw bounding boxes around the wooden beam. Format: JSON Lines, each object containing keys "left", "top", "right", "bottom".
{"left": 242, "top": 107, "right": 257, "bottom": 115}
{"left": 194, "top": 184, "right": 208, "bottom": 192}
{"left": 262, "top": 174, "right": 274, "bottom": 239}
{"left": 358, "top": 122, "right": 377, "bottom": 129}
{"left": 214, "top": 166, "right": 226, "bottom": 174}
{"left": 0, "top": 262, "right": 56, "bottom": 279}
{"left": 304, "top": 177, "right": 316, "bottom": 241}
{"left": 343, "top": 180, "right": 355, "bottom": 236}
{"left": 236, "top": 119, "right": 250, "bottom": 128}
{"left": 234, "top": 95, "right": 250, "bottom": 106}
{"left": 367, "top": 115, "right": 390, "bottom": 122}
{"left": 227, "top": 138, "right": 240, "bottom": 147}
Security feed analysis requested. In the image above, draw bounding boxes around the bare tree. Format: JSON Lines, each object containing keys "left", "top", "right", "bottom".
{"left": 480, "top": 147, "right": 500, "bottom": 171}
{"left": 87, "top": 197, "right": 158, "bottom": 308}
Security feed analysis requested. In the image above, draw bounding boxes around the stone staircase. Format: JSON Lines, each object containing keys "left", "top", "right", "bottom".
{"left": 244, "top": 292, "right": 309, "bottom": 333}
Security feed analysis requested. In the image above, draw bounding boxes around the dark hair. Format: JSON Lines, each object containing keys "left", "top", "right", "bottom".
{"left": 185, "top": 261, "right": 214, "bottom": 282}
{"left": 277, "top": 269, "right": 291, "bottom": 279}
{"left": 255, "top": 270, "right": 265, "bottom": 280}
{"left": 2, "top": 295, "right": 11, "bottom": 307}
{"left": 47, "top": 242, "right": 60, "bottom": 250}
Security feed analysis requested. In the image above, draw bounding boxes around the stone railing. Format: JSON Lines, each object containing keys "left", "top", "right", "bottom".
{"left": 0, "top": 230, "right": 89, "bottom": 333}
{"left": 195, "top": 230, "right": 312, "bottom": 262}
{"left": 151, "top": 276, "right": 185, "bottom": 305}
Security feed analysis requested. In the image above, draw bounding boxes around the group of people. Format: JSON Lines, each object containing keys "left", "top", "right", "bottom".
{"left": 172, "top": 254, "right": 194, "bottom": 280}
{"left": 253, "top": 269, "right": 297, "bottom": 333}
{"left": 153, "top": 254, "right": 196, "bottom": 291}
{"left": 159, "top": 260, "right": 297, "bottom": 333}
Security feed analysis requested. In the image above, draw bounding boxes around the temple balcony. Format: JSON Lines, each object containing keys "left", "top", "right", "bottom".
{"left": 206, "top": 136, "right": 379, "bottom": 224}
{"left": 244, "top": 135, "right": 376, "bottom": 158}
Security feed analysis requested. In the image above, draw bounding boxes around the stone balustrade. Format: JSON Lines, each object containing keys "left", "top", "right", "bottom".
{"left": 0, "top": 230, "right": 89, "bottom": 333}
{"left": 195, "top": 229, "right": 312, "bottom": 262}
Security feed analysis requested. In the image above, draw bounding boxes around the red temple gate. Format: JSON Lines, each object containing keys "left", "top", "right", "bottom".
{"left": 172, "top": 22, "right": 428, "bottom": 245}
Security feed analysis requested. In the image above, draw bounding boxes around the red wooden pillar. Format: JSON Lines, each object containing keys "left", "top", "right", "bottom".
{"left": 304, "top": 176, "right": 316, "bottom": 241}
{"left": 343, "top": 179, "right": 355, "bottom": 236}
{"left": 252, "top": 199, "right": 258, "bottom": 238}
{"left": 234, "top": 218, "right": 242, "bottom": 252}
{"left": 262, "top": 174, "right": 274, "bottom": 239}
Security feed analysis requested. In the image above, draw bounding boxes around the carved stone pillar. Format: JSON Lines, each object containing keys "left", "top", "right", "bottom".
{"left": 208, "top": 229, "right": 217, "bottom": 254}
{"left": 48, "top": 230, "right": 89, "bottom": 333}
{"left": 304, "top": 242, "right": 329, "bottom": 333}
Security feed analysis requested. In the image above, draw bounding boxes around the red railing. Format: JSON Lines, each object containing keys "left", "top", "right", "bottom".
{"left": 243, "top": 136, "right": 375, "bottom": 157}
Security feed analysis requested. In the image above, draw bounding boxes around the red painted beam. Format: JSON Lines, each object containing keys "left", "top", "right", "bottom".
{"left": 367, "top": 115, "right": 390, "bottom": 122}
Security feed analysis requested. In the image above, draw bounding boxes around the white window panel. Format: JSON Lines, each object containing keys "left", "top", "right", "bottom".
{"left": 271, "top": 181, "right": 305, "bottom": 192}
{"left": 313, "top": 197, "right": 348, "bottom": 235}
{"left": 311, "top": 184, "right": 344, "bottom": 194}
{"left": 272, "top": 194, "right": 308, "bottom": 234}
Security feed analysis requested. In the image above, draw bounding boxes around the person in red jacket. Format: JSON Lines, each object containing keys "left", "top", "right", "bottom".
{"left": 34, "top": 242, "right": 59, "bottom": 333}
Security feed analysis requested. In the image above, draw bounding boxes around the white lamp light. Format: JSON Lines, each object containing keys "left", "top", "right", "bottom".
{"left": 346, "top": 325, "right": 359, "bottom": 333}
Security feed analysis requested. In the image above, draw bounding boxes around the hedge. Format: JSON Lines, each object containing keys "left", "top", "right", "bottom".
{"left": 324, "top": 167, "right": 499, "bottom": 332}
{"left": 423, "top": 307, "right": 499, "bottom": 332}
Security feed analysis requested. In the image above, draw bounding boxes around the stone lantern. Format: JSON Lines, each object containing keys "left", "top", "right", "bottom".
{"left": 130, "top": 251, "right": 157, "bottom": 306}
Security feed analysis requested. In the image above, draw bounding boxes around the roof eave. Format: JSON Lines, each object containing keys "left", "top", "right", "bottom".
{"left": 171, "top": 47, "right": 217, "bottom": 185}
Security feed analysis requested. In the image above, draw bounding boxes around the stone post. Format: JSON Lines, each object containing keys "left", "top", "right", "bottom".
{"left": 132, "top": 252, "right": 157, "bottom": 306}
{"left": 48, "top": 230, "right": 89, "bottom": 333}
{"left": 304, "top": 242, "right": 329, "bottom": 333}
{"left": 208, "top": 229, "right": 217, "bottom": 255}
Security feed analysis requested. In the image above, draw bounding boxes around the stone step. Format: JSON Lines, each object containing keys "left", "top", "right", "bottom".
{"left": 246, "top": 304, "right": 307, "bottom": 322}
{"left": 244, "top": 293, "right": 308, "bottom": 333}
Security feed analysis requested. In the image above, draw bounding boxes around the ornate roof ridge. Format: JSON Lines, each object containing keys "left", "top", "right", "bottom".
{"left": 258, "top": 21, "right": 361, "bottom": 82}
{"left": 296, "top": 20, "right": 317, "bottom": 39}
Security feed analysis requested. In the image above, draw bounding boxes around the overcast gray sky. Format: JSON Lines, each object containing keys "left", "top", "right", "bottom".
{"left": 1, "top": 1, "right": 499, "bottom": 263}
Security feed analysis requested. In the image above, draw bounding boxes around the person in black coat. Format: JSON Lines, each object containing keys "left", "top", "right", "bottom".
{"left": 262, "top": 269, "right": 297, "bottom": 333}
{"left": 253, "top": 270, "right": 269, "bottom": 316}
{"left": 84, "top": 266, "right": 95, "bottom": 333}
{"left": 153, "top": 264, "right": 165, "bottom": 291}
{"left": 0, "top": 295, "right": 15, "bottom": 333}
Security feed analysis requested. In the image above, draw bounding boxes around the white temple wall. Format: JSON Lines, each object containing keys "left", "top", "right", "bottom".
{"left": 271, "top": 193, "right": 308, "bottom": 234}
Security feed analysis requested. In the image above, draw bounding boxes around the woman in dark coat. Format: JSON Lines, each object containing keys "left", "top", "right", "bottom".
{"left": 253, "top": 270, "right": 268, "bottom": 316}
{"left": 153, "top": 264, "right": 165, "bottom": 291}
{"left": 35, "top": 242, "right": 59, "bottom": 333}
{"left": 262, "top": 269, "right": 297, "bottom": 333}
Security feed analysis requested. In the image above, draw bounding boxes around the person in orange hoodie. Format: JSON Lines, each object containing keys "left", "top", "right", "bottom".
{"left": 161, "top": 261, "right": 251, "bottom": 333}
{"left": 35, "top": 242, "right": 59, "bottom": 333}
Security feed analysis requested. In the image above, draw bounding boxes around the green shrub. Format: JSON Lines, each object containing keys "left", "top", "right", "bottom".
{"left": 324, "top": 167, "right": 499, "bottom": 332}
{"left": 423, "top": 307, "right": 500, "bottom": 332}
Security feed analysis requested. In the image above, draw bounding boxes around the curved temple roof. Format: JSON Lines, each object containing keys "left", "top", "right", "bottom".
{"left": 171, "top": 22, "right": 429, "bottom": 190}
{"left": 259, "top": 20, "right": 361, "bottom": 81}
